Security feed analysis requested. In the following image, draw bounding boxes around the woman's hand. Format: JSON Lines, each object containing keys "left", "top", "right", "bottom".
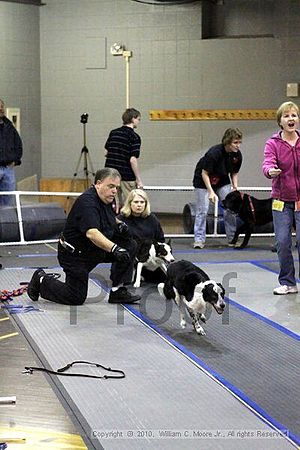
{"left": 208, "top": 190, "right": 218, "bottom": 203}
{"left": 268, "top": 167, "right": 282, "bottom": 178}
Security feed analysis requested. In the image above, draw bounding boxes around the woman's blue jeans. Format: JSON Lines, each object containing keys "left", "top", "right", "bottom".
{"left": 0, "top": 166, "right": 16, "bottom": 206}
{"left": 194, "top": 185, "right": 236, "bottom": 244}
{"left": 273, "top": 201, "right": 300, "bottom": 286}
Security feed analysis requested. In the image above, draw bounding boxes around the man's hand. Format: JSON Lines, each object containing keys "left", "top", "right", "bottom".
{"left": 111, "top": 244, "right": 130, "bottom": 262}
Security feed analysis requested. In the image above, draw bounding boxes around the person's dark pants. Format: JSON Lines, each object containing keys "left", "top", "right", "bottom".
{"left": 39, "top": 239, "right": 137, "bottom": 306}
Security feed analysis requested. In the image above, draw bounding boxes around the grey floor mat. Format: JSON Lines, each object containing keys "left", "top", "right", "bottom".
{"left": 0, "top": 268, "right": 295, "bottom": 449}
{"left": 126, "top": 264, "right": 300, "bottom": 447}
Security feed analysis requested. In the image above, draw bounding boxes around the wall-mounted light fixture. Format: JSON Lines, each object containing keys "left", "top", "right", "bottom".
{"left": 110, "top": 42, "right": 133, "bottom": 108}
{"left": 110, "top": 43, "right": 125, "bottom": 56}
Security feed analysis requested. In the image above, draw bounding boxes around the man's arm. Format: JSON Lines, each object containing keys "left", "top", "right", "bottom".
{"left": 130, "top": 156, "right": 143, "bottom": 188}
{"left": 86, "top": 227, "right": 130, "bottom": 262}
{"left": 86, "top": 228, "right": 114, "bottom": 252}
{"left": 13, "top": 130, "right": 23, "bottom": 166}
{"left": 201, "top": 169, "right": 217, "bottom": 203}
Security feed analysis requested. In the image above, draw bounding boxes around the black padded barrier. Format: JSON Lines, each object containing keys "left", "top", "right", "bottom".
{"left": 182, "top": 202, "right": 225, "bottom": 234}
{"left": 0, "top": 203, "right": 66, "bottom": 242}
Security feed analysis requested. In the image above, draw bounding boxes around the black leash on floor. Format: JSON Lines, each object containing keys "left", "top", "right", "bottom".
{"left": 23, "top": 360, "right": 125, "bottom": 379}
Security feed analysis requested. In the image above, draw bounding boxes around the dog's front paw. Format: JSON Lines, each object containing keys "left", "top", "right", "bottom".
{"left": 194, "top": 323, "right": 206, "bottom": 335}
{"left": 196, "top": 328, "right": 206, "bottom": 336}
{"left": 133, "top": 280, "right": 141, "bottom": 288}
{"left": 180, "top": 318, "right": 186, "bottom": 329}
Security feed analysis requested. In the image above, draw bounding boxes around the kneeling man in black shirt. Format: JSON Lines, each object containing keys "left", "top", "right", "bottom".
{"left": 27, "top": 168, "right": 140, "bottom": 305}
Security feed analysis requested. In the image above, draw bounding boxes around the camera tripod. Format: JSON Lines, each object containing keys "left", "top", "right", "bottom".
{"left": 65, "top": 115, "right": 96, "bottom": 213}
{"left": 72, "top": 115, "right": 95, "bottom": 191}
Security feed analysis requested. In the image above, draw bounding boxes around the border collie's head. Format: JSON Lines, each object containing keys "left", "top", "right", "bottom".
{"left": 155, "top": 240, "right": 175, "bottom": 264}
{"left": 197, "top": 281, "right": 226, "bottom": 314}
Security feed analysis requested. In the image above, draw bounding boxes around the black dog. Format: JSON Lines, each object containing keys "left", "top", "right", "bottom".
{"left": 222, "top": 190, "right": 273, "bottom": 248}
{"left": 158, "top": 260, "right": 225, "bottom": 335}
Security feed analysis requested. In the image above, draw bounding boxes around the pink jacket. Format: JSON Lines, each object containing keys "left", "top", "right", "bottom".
{"left": 262, "top": 131, "right": 300, "bottom": 201}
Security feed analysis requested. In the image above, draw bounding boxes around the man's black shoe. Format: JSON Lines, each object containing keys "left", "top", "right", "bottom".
{"left": 108, "top": 287, "right": 141, "bottom": 304}
{"left": 27, "top": 269, "right": 46, "bottom": 301}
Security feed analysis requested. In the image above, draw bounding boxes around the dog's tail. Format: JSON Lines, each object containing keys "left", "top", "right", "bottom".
{"left": 158, "top": 281, "right": 176, "bottom": 300}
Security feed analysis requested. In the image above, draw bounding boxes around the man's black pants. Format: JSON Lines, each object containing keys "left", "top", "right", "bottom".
{"left": 39, "top": 239, "right": 137, "bottom": 306}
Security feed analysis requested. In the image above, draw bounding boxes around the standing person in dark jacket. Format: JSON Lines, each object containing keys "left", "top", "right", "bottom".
{"left": 104, "top": 108, "right": 143, "bottom": 211}
{"left": 118, "top": 189, "right": 167, "bottom": 283}
{"left": 263, "top": 101, "right": 300, "bottom": 295}
{"left": 192, "top": 128, "right": 243, "bottom": 249}
{"left": 27, "top": 168, "right": 141, "bottom": 305}
{"left": 0, "top": 98, "right": 23, "bottom": 206}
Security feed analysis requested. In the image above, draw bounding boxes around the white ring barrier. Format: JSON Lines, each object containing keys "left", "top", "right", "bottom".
{"left": 0, "top": 187, "right": 273, "bottom": 246}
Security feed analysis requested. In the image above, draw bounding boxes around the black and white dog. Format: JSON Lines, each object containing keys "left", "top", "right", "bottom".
{"left": 158, "top": 260, "right": 225, "bottom": 335}
{"left": 133, "top": 239, "right": 175, "bottom": 288}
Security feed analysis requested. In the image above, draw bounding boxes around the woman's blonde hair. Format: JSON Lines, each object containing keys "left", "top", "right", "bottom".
{"left": 276, "top": 101, "right": 299, "bottom": 128}
{"left": 121, "top": 189, "right": 151, "bottom": 218}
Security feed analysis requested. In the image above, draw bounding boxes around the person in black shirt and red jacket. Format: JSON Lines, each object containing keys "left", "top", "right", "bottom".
{"left": 192, "top": 128, "right": 243, "bottom": 249}
{"left": 27, "top": 168, "right": 140, "bottom": 305}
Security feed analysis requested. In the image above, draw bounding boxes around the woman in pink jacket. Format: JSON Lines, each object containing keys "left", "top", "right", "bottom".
{"left": 262, "top": 101, "right": 300, "bottom": 295}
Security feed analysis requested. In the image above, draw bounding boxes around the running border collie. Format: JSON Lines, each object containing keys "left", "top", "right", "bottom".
{"left": 158, "top": 260, "right": 225, "bottom": 335}
{"left": 133, "top": 239, "right": 175, "bottom": 288}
